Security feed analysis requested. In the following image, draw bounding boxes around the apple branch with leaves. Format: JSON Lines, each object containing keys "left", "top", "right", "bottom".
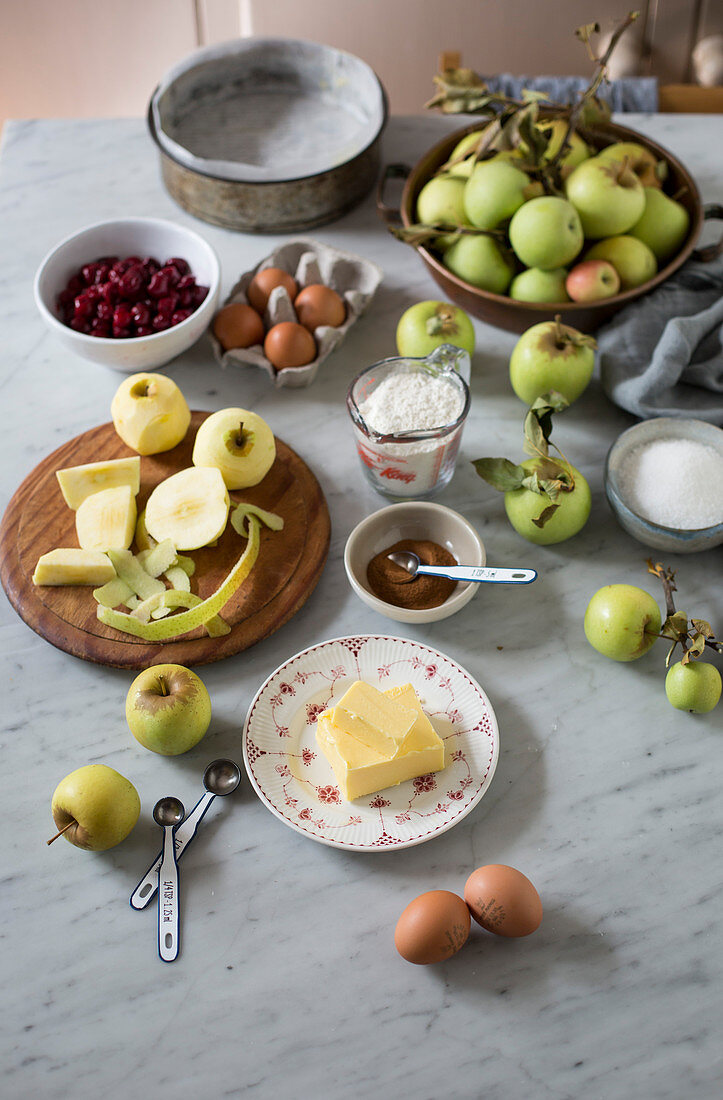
{"left": 473, "top": 391, "right": 579, "bottom": 530}
{"left": 647, "top": 559, "right": 722, "bottom": 667}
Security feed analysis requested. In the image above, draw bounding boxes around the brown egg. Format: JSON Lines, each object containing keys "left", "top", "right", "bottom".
{"left": 394, "top": 890, "right": 470, "bottom": 964}
{"left": 263, "top": 322, "right": 317, "bottom": 370}
{"left": 212, "top": 303, "right": 265, "bottom": 351}
{"left": 294, "top": 284, "right": 346, "bottom": 331}
{"left": 464, "top": 865, "right": 542, "bottom": 938}
{"left": 247, "top": 267, "right": 298, "bottom": 314}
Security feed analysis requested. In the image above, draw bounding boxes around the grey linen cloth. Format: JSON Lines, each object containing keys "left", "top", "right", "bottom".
{"left": 596, "top": 253, "right": 723, "bottom": 426}
{"left": 482, "top": 75, "right": 658, "bottom": 113}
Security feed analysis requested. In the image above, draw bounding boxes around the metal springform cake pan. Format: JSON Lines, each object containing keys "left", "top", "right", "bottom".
{"left": 148, "top": 38, "right": 388, "bottom": 233}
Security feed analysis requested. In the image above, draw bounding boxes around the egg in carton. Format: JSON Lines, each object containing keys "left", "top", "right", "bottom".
{"left": 209, "top": 238, "right": 383, "bottom": 388}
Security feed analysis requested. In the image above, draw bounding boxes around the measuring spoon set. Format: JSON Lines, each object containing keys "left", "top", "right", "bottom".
{"left": 131, "top": 758, "right": 241, "bottom": 963}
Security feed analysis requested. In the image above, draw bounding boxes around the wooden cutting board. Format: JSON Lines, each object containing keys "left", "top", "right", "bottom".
{"left": 0, "top": 412, "right": 330, "bottom": 669}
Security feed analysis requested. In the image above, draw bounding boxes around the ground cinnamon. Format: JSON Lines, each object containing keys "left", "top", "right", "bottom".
{"left": 366, "top": 538, "right": 457, "bottom": 610}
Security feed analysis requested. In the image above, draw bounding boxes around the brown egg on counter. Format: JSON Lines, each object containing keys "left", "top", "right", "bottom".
{"left": 294, "top": 284, "right": 346, "bottom": 331}
{"left": 463, "top": 864, "right": 542, "bottom": 938}
{"left": 394, "top": 889, "right": 471, "bottom": 964}
{"left": 247, "top": 267, "right": 298, "bottom": 314}
{"left": 212, "top": 302, "right": 265, "bottom": 350}
{"left": 264, "top": 322, "right": 317, "bottom": 370}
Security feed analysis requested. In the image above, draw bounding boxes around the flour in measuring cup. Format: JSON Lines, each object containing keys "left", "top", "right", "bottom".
{"left": 358, "top": 372, "right": 464, "bottom": 455}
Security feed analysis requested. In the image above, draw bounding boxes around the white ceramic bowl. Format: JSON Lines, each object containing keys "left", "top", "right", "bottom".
{"left": 605, "top": 417, "right": 723, "bottom": 553}
{"left": 344, "top": 501, "right": 485, "bottom": 624}
{"left": 34, "top": 216, "right": 220, "bottom": 372}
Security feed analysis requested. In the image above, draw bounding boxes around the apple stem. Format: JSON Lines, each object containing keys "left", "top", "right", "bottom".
{"left": 157, "top": 675, "right": 169, "bottom": 696}
{"left": 47, "top": 819, "right": 75, "bottom": 846}
{"left": 236, "top": 422, "right": 246, "bottom": 448}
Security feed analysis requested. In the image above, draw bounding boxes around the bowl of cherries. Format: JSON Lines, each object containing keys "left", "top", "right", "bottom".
{"left": 34, "top": 216, "right": 220, "bottom": 371}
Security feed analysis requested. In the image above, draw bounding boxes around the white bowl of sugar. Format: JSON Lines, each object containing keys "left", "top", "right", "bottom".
{"left": 604, "top": 417, "right": 723, "bottom": 553}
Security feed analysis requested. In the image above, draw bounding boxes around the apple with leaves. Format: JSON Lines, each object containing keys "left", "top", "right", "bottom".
{"left": 473, "top": 392, "right": 591, "bottom": 545}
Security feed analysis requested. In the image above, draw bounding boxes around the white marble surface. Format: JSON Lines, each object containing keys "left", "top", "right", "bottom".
{"left": 1, "top": 113, "right": 722, "bottom": 1100}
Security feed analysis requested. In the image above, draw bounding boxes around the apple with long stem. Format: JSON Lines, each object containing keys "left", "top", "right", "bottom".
{"left": 48, "top": 765, "right": 140, "bottom": 850}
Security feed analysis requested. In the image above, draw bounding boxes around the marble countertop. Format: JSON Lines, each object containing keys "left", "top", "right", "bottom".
{"left": 1, "top": 113, "right": 721, "bottom": 1100}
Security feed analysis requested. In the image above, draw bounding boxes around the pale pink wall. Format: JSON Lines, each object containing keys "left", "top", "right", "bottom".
{"left": 2, "top": 0, "right": 720, "bottom": 126}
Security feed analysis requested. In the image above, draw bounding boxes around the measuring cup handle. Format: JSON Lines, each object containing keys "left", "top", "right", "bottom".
{"left": 158, "top": 826, "right": 180, "bottom": 963}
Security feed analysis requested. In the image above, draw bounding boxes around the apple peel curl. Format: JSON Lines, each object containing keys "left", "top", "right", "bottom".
{"left": 97, "top": 516, "right": 260, "bottom": 640}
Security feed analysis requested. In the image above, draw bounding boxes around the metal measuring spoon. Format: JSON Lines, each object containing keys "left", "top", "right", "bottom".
{"left": 153, "top": 797, "right": 185, "bottom": 963}
{"left": 130, "top": 760, "right": 242, "bottom": 911}
{"left": 386, "top": 551, "right": 537, "bottom": 586}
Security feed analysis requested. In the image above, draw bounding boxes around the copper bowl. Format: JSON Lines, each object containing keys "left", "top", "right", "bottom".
{"left": 395, "top": 119, "right": 707, "bottom": 333}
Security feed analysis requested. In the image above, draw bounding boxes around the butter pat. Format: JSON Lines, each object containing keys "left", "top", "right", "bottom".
{"left": 330, "top": 680, "right": 417, "bottom": 757}
{"left": 316, "top": 683, "right": 445, "bottom": 801}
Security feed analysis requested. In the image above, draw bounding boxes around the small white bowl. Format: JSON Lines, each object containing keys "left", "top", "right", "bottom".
{"left": 34, "top": 216, "right": 220, "bottom": 372}
{"left": 605, "top": 417, "right": 723, "bottom": 553}
{"left": 344, "top": 501, "right": 485, "bottom": 624}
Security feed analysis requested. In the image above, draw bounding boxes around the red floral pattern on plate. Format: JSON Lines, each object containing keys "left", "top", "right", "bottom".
{"left": 242, "top": 636, "right": 499, "bottom": 852}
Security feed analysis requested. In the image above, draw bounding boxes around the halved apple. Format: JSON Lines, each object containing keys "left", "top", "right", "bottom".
{"left": 144, "top": 467, "right": 230, "bottom": 551}
{"left": 192, "top": 408, "right": 276, "bottom": 489}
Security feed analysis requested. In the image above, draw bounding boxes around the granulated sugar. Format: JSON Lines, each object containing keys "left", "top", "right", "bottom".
{"left": 358, "top": 371, "right": 464, "bottom": 455}
{"left": 618, "top": 437, "right": 723, "bottom": 529}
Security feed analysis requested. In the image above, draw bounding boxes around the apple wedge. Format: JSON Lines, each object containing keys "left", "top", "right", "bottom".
{"left": 56, "top": 456, "right": 141, "bottom": 510}
{"left": 144, "top": 467, "right": 230, "bottom": 551}
{"left": 75, "top": 485, "right": 137, "bottom": 551}
{"left": 33, "top": 548, "right": 116, "bottom": 586}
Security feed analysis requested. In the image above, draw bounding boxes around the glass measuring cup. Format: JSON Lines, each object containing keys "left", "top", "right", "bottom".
{"left": 346, "top": 344, "right": 471, "bottom": 500}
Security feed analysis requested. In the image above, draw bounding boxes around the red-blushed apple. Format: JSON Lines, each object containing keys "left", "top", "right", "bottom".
{"left": 566, "top": 260, "right": 620, "bottom": 302}
{"left": 584, "top": 585, "right": 662, "bottom": 661}
{"left": 565, "top": 157, "right": 645, "bottom": 238}
{"left": 508, "top": 196, "right": 584, "bottom": 270}
{"left": 585, "top": 236, "right": 657, "bottom": 291}
{"left": 665, "top": 661, "right": 721, "bottom": 713}
{"left": 509, "top": 318, "right": 596, "bottom": 405}
{"left": 126, "top": 664, "right": 212, "bottom": 755}
{"left": 49, "top": 765, "right": 140, "bottom": 851}
{"left": 396, "top": 301, "right": 475, "bottom": 357}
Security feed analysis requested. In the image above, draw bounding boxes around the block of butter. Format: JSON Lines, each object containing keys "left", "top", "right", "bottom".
{"left": 330, "top": 680, "right": 417, "bottom": 758}
{"left": 316, "top": 682, "right": 445, "bottom": 801}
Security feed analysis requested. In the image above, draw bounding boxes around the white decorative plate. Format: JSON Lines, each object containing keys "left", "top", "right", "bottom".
{"left": 242, "top": 635, "right": 499, "bottom": 851}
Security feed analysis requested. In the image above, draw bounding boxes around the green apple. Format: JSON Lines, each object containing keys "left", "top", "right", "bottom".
{"left": 565, "top": 157, "right": 645, "bottom": 238}
{"left": 416, "top": 175, "right": 469, "bottom": 227}
{"left": 396, "top": 301, "right": 475, "bottom": 357}
{"left": 442, "top": 234, "right": 514, "bottom": 294}
{"left": 126, "top": 664, "right": 212, "bottom": 755}
{"left": 565, "top": 260, "right": 620, "bottom": 302}
{"left": 508, "top": 197, "right": 584, "bottom": 270}
{"left": 445, "top": 130, "right": 486, "bottom": 177}
{"left": 585, "top": 236, "right": 657, "bottom": 291}
{"left": 596, "top": 142, "right": 664, "bottom": 188}
{"left": 49, "top": 765, "right": 140, "bottom": 851}
{"left": 192, "top": 407, "right": 276, "bottom": 490}
{"left": 629, "top": 187, "right": 690, "bottom": 263}
{"left": 111, "top": 373, "right": 191, "bottom": 456}
{"left": 463, "top": 161, "right": 532, "bottom": 229}
{"left": 509, "top": 268, "right": 569, "bottom": 303}
{"left": 509, "top": 319, "right": 595, "bottom": 405}
{"left": 665, "top": 661, "right": 722, "bottom": 713}
{"left": 584, "top": 585, "right": 662, "bottom": 661}
{"left": 504, "top": 458, "right": 591, "bottom": 544}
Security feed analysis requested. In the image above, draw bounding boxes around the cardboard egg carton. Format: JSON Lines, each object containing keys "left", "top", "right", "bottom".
{"left": 209, "top": 238, "right": 383, "bottom": 388}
